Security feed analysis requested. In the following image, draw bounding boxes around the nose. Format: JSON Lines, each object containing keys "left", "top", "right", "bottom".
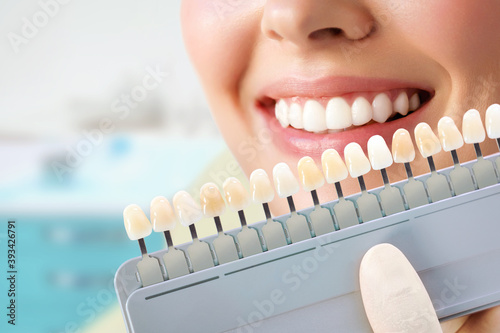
{"left": 261, "top": 0, "right": 375, "bottom": 47}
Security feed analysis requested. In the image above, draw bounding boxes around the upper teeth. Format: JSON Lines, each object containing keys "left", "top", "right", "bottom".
{"left": 275, "top": 92, "right": 420, "bottom": 133}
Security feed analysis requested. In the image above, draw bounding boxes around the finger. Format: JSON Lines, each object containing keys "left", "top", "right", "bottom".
{"left": 359, "top": 243, "right": 442, "bottom": 333}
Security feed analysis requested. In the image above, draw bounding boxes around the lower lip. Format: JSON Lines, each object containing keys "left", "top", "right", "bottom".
{"left": 255, "top": 102, "right": 430, "bottom": 157}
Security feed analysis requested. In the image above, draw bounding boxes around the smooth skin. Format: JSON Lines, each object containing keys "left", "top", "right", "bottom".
{"left": 181, "top": 1, "right": 500, "bottom": 331}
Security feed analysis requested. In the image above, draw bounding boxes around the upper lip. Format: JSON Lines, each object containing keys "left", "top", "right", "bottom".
{"left": 257, "top": 75, "right": 434, "bottom": 102}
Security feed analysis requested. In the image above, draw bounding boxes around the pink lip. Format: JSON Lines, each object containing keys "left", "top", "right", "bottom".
{"left": 257, "top": 76, "right": 434, "bottom": 100}
{"left": 254, "top": 76, "right": 434, "bottom": 157}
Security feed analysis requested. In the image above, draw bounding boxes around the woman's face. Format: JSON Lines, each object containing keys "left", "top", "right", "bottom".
{"left": 181, "top": 0, "right": 500, "bottom": 215}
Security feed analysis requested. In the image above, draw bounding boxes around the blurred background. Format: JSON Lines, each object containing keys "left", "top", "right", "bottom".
{"left": 0, "top": 1, "right": 226, "bottom": 332}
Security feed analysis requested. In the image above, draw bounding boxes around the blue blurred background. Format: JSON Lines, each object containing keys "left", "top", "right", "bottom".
{"left": 0, "top": 1, "right": 225, "bottom": 332}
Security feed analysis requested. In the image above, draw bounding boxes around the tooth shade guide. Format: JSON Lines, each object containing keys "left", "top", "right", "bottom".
{"left": 307, "top": 188, "right": 336, "bottom": 236}
{"left": 471, "top": 150, "right": 498, "bottom": 188}
{"left": 262, "top": 203, "right": 292, "bottom": 244}
{"left": 135, "top": 254, "right": 164, "bottom": 287}
{"left": 376, "top": 169, "right": 406, "bottom": 216}
{"left": 118, "top": 115, "right": 500, "bottom": 329}
{"left": 123, "top": 204, "right": 164, "bottom": 286}
{"left": 423, "top": 155, "right": 453, "bottom": 202}
{"left": 329, "top": 181, "right": 360, "bottom": 229}
{"left": 390, "top": 130, "right": 429, "bottom": 208}
{"left": 436, "top": 115, "right": 474, "bottom": 195}
{"left": 261, "top": 201, "right": 289, "bottom": 249}
{"left": 287, "top": 194, "right": 316, "bottom": 238}
{"left": 186, "top": 240, "right": 215, "bottom": 272}
{"left": 211, "top": 216, "right": 239, "bottom": 265}
{"left": 355, "top": 176, "right": 383, "bottom": 222}
{"left": 462, "top": 111, "right": 498, "bottom": 188}
{"left": 160, "top": 230, "right": 191, "bottom": 279}
{"left": 398, "top": 161, "right": 430, "bottom": 209}
{"left": 117, "top": 152, "right": 500, "bottom": 333}
{"left": 179, "top": 218, "right": 217, "bottom": 271}
{"left": 282, "top": 195, "right": 314, "bottom": 242}
{"left": 443, "top": 145, "right": 475, "bottom": 195}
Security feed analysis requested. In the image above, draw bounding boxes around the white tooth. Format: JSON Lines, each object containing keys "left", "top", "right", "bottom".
{"left": 200, "top": 183, "right": 226, "bottom": 218}
{"left": 394, "top": 92, "right": 409, "bottom": 116}
{"left": 485, "top": 103, "right": 500, "bottom": 139}
{"left": 249, "top": 169, "right": 275, "bottom": 204}
{"left": 409, "top": 93, "right": 420, "bottom": 111}
{"left": 223, "top": 177, "right": 250, "bottom": 212}
{"left": 123, "top": 204, "right": 152, "bottom": 240}
{"left": 437, "top": 116, "right": 464, "bottom": 152}
{"left": 344, "top": 142, "right": 371, "bottom": 178}
{"left": 326, "top": 97, "right": 352, "bottom": 129}
{"left": 150, "top": 196, "right": 177, "bottom": 232}
{"left": 372, "top": 93, "right": 392, "bottom": 123}
{"left": 392, "top": 129, "right": 416, "bottom": 163}
{"left": 367, "top": 135, "right": 393, "bottom": 170}
{"left": 288, "top": 102, "right": 304, "bottom": 129}
{"left": 275, "top": 99, "right": 289, "bottom": 128}
{"left": 414, "top": 122, "right": 441, "bottom": 158}
{"left": 297, "top": 156, "right": 325, "bottom": 191}
{"left": 462, "top": 109, "right": 486, "bottom": 144}
{"left": 173, "top": 190, "right": 203, "bottom": 227}
{"left": 351, "top": 97, "right": 373, "bottom": 126}
{"left": 321, "top": 149, "right": 348, "bottom": 183}
{"left": 303, "top": 100, "right": 327, "bottom": 132}
{"left": 273, "top": 162, "right": 300, "bottom": 198}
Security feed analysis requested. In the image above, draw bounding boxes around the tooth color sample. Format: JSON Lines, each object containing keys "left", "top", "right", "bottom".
{"left": 223, "top": 177, "right": 250, "bottom": 212}
{"left": 344, "top": 142, "right": 371, "bottom": 178}
{"left": 297, "top": 156, "right": 325, "bottom": 191}
{"left": 360, "top": 244, "right": 441, "bottom": 333}
{"left": 393, "top": 92, "right": 409, "bottom": 116}
{"left": 414, "top": 122, "right": 441, "bottom": 158}
{"left": 275, "top": 99, "right": 289, "bottom": 128}
{"left": 367, "top": 135, "right": 393, "bottom": 170}
{"left": 273, "top": 162, "right": 300, "bottom": 198}
{"left": 124, "top": 204, "right": 152, "bottom": 241}
{"left": 437, "top": 117, "right": 464, "bottom": 152}
{"left": 486, "top": 104, "right": 500, "bottom": 138}
{"left": 321, "top": 149, "right": 349, "bottom": 183}
{"left": 200, "top": 183, "right": 226, "bottom": 218}
{"left": 172, "top": 191, "right": 203, "bottom": 227}
{"left": 392, "top": 129, "right": 416, "bottom": 163}
{"left": 150, "top": 196, "right": 176, "bottom": 232}
{"left": 303, "top": 100, "right": 327, "bottom": 132}
{"left": 462, "top": 109, "right": 486, "bottom": 144}
{"left": 351, "top": 96, "right": 373, "bottom": 126}
{"left": 249, "top": 169, "right": 275, "bottom": 204}
{"left": 326, "top": 97, "right": 352, "bottom": 129}
{"left": 372, "top": 93, "right": 392, "bottom": 123}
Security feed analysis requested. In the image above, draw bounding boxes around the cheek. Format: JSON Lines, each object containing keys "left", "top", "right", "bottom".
{"left": 181, "top": 0, "right": 263, "bottom": 95}
{"left": 393, "top": 0, "right": 500, "bottom": 68}
{"left": 181, "top": 0, "right": 267, "bottom": 164}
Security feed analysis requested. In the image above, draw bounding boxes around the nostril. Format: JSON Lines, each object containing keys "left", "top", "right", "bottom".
{"left": 309, "top": 27, "right": 343, "bottom": 40}
{"left": 267, "top": 29, "right": 283, "bottom": 41}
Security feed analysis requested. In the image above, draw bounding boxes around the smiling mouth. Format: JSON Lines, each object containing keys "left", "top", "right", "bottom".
{"left": 259, "top": 88, "right": 433, "bottom": 134}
